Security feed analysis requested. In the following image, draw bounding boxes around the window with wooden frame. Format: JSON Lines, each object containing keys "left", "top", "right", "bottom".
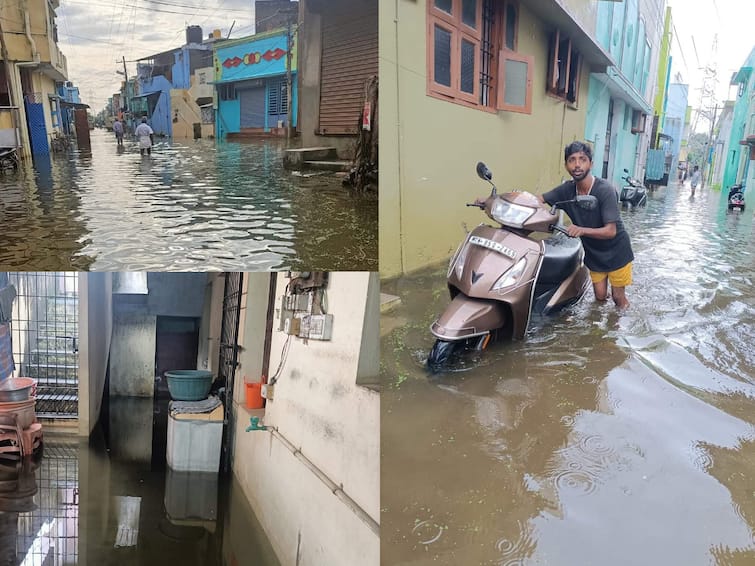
{"left": 428, "top": 0, "right": 529, "bottom": 113}
{"left": 547, "top": 29, "right": 582, "bottom": 105}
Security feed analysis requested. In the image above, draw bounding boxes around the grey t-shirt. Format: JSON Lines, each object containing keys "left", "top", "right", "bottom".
{"left": 542, "top": 177, "right": 634, "bottom": 272}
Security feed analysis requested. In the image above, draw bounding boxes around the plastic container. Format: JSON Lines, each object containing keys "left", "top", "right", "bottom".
{"left": 0, "top": 398, "right": 37, "bottom": 429}
{"left": 166, "top": 404, "right": 223, "bottom": 472}
{"left": 0, "top": 378, "right": 36, "bottom": 402}
{"left": 165, "top": 370, "right": 213, "bottom": 401}
{"left": 245, "top": 382, "right": 264, "bottom": 409}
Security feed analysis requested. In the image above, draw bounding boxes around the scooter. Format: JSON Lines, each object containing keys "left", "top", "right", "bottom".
{"left": 619, "top": 168, "right": 648, "bottom": 208}
{"left": 727, "top": 184, "right": 745, "bottom": 212}
{"left": 427, "top": 162, "right": 597, "bottom": 372}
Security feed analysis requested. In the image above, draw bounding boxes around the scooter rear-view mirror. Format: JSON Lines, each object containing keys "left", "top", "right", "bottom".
{"left": 476, "top": 162, "right": 493, "bottom": 182}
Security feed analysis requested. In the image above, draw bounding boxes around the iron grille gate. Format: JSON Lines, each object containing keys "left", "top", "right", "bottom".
{"left": 7, "top": 272, "right": 79, "bottom": 418}
{"left": 219, "top": 272, "right": 243, "bottom": 474}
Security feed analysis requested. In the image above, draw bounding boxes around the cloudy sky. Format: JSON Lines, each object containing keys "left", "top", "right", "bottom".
{"left": 55, "top": 0, "right": 258, "bottom": 113}
{"left": 665, "top": 0, "right": 754, "bottom": 130}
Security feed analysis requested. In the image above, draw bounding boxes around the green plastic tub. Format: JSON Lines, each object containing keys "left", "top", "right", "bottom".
{"left": 165, "top": 370, "right": 213, "bottom": 401}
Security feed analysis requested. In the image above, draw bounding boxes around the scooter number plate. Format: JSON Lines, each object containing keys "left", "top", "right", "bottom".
{"left": 469, "top": 236, "right": 517, "bottom": 259}
{"left": 733, "top": 206, "right": 742, "bottom": 211}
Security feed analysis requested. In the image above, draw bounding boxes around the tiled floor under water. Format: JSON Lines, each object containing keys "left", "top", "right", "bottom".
{"left": 0, "top": 389, "right": 280, "bottom": 565}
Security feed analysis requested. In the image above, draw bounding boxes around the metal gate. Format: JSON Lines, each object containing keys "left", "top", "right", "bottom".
{"left": 7, "top": 272, "right": 79, "bottom": 418}
{"left": 218, "top": 272, "right": 243, "bottom": 473}
{"left": 24, "top": 96, "right": 50, "bottom": 156}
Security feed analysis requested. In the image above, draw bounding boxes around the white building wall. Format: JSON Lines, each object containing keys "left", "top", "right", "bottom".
{"left": 231, "top": 271, "right": 379, "bottom": 566}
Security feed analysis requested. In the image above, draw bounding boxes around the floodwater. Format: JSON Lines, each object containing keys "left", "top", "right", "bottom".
{"left": 0, "top": 130, "right": 377, "bottom": 271}
{"left": 381, "top": 181, "right": 755, "bottom": 565}
{"left": 0, "top": 397, "right": 280, "bottom": 565}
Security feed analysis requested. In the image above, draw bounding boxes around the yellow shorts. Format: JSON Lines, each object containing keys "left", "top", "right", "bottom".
{"left": 589, "top": 262, "right": 632, "bottom": 287}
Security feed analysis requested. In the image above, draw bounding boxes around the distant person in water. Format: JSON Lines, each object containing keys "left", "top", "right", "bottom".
{"left": 112, "top": 118, "right": 124, "bottom": 146}
{"left": 134, "top": 117, "right": 154, "bottom": 156}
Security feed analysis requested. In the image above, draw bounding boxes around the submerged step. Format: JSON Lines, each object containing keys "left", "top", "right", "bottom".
{"left": 302, "top": 160, "right": 351, "bottom": 173}
{"left": 283, "top": 147, "right": 338, "bottom": 169}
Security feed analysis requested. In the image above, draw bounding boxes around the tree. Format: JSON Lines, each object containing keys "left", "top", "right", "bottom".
{"left": 686, "top": 132, "right": 710, "bottom": 168}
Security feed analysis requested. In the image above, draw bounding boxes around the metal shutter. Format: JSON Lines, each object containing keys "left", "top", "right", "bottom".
{"left": 318, "top": 1, "right": 378, "bottom": 135}
{"left": 239, "top": 86, "right": 266, "bottom": 129}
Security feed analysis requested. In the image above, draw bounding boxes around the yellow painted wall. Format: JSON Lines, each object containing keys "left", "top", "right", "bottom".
{"left": 380, "top": 0, "right": 593, "bottom": 278}
{"left": 0, "top": 0, "right": 55, "bottom": 63}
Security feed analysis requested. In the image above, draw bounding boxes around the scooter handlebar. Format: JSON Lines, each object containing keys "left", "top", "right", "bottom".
{"left": 466, "top": 202, "right": 486, "bottom": 209}
{"left": 549, "top": 224, "right": 573, "bottom": 236}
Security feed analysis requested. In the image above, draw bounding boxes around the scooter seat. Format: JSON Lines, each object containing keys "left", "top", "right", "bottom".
{"left": 539, "top": 235, "right": 581, "bottom": 284}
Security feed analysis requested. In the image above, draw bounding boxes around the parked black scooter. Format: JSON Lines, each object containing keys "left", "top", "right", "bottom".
{"left": 727, "top": 184, "right": 745, "bottom": 212}
{"left": 619, "top": 168, "right": 647, "bottom": 208}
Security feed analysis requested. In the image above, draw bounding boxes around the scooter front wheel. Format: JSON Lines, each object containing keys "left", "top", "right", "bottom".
{"left": 427, "top": 335, "right": 491, "bottom": 373}
{"left": 427, "top": 339, "right": 459, "bottom": 373}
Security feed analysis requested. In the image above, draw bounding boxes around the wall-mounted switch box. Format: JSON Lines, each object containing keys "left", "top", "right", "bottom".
{"left": 298, "top": 314, "right": 333, "bottom": 340}
{"left": 283, "top": 316, "right": 301, "bottom": 336}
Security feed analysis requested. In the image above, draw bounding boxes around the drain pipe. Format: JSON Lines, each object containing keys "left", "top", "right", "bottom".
{"left": 20, "top": 0, "right": 40, "bottom": 66}
{"left": 267, "top": 425, "right": 379, "bottom": 537}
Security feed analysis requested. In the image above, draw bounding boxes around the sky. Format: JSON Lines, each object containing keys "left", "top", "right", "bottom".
{"left": 665, "top": 0, "right": 755, "bottom": 131}
{"left": 55, "top": 0, "right": 260, "bottom": 113}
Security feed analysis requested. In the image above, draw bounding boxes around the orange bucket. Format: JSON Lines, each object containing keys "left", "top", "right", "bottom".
{"left": 245, "top": 382, "right": 264, "bottom": 409}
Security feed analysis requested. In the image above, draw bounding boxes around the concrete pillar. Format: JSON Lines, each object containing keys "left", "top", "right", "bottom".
{"left": 109, "top": 311, "right": 157, "bottom": 397}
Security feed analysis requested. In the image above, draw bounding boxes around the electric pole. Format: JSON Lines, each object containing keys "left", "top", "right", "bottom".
{"left": 122, "top": 56, "right": 129, "bottom": 113}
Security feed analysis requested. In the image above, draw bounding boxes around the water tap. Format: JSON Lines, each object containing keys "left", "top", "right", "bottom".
{"left": 245, "top": 416, "right": 267, "bottom": 431}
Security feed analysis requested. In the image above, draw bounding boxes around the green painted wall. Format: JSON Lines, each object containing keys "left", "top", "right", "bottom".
{"left": 723, "top": 47, "right": 755, "bottom": 191}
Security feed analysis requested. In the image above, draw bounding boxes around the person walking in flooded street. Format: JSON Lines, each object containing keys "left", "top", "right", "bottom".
{"left": 539, "top": 141, "right": 634, "bottom": 309}
{"left": 689, "top": 165, "right": 701, "bottom": 196}
{"left": 112, "top": 118, "right": 124, "bottom": 146}
{"left": 135, "top": 117, "right": 154, "bottom": 156}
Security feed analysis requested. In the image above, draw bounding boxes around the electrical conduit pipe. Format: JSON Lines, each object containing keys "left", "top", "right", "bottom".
{"left": 246, "top": 422, "right": 379, "bottom": 536}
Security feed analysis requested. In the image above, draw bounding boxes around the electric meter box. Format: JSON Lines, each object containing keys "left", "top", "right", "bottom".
{"left": 298, "top": 314, "right": 333, "bottom": 340}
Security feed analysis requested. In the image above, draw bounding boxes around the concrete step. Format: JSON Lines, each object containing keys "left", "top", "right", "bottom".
{"left": 380, "top": 293, "right": 402, "bottom": 313}
{"left": 302, "top": 160, "right": 352, "bottom": 173}
{"left": 283, "top": 147, "right": 338, "bottom": 169}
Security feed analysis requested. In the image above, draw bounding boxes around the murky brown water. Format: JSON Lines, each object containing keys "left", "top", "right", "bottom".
{"left": 381, "top": 182, "right": 755, "bottom": 565}
{"left": 0, "top": 398, "right": 280, "bottom": 565}
{"left": 0, "top": 130, "right": 377, "bottom": 271}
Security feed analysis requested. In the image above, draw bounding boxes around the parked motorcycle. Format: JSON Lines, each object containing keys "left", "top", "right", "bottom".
{"left": 426, "top": 162, "right": 597, "bottom": 372}
{"left": 619, "top": 168, "right": 648, "bottom": 208}
{"left": 727, "top": 183, "right": 745, "bottom": 212}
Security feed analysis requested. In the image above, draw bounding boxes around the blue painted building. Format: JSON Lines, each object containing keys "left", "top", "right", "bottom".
{"left": 723, "top": 47, "right": 755, "bottom": 194}
{"left": 584, "top": 0, "right": 663, "bottom": 189}
{"left": 56, "top": 81, "right": 82, "bottom": 136}
{"left": 663, "top": 83, "right": 689, "bottom": 176}
{"left": 213, "top": 28, "right": 298, "bottom": 139}
{"left": 134, "top": 26, "right": 213, "bottom": 137}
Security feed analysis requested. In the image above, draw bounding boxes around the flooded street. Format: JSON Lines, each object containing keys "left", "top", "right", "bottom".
{"left": 381, "top": 182, "right": 755, "bottom": 565}
{"left": 0, "top": 130, "right": 377, "bottom": 271}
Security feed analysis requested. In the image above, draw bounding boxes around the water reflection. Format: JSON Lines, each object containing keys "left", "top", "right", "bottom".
{"left": 382, "top": 182, "right": 755, "bottom": 564}
{"left": 0, "top": 130, "right": 377, "bottom": 270}
{"left": 0, "top": 435, "right": 279, "bottom": 566}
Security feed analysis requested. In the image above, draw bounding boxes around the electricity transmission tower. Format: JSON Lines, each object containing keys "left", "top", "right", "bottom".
{"left": 690, "top": 35, "right": 720, "bottom": 187}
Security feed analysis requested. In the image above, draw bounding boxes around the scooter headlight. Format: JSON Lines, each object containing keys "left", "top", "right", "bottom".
{"left": 491, "top": 257, "right": 527, "bottom": 291}
{"left": 448, "top": 237, "right": 470, "bottom": 279}
{"left": 490, "top": 199, "right": 534, "bottom": 228}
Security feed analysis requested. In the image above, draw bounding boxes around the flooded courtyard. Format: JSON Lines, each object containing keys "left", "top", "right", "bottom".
{"left": 381, "top": 182, "right": 755, "bottom": 565}
{"left": 0, "top": 130, "right": 377, "bottom": 271}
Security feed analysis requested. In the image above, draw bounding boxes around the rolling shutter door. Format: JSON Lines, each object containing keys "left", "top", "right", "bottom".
{"left": 239, "top": 86, "right": 266, "bottom": 129}
{"left": 318, "top": 2, "right": 378, "bottom": 135}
